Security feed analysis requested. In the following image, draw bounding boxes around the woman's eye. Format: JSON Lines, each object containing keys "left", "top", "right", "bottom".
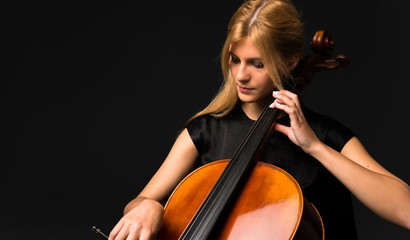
{"left": 253, "top": 61, "right": 264, "bottom": 69}
{"left": 231, "top": 56, "right": 240, "bottom": 64}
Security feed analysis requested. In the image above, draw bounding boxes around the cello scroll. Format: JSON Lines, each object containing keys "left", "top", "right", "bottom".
{"left": 296, "top": 30, "right": 349, "bottom": 90}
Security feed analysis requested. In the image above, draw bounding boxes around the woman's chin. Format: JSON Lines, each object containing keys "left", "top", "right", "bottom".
{"left": 239, "top": 94, "right": 270, "bottom": 106}
{"left": 238, "top": 95, "right": 255, "bottom": 104}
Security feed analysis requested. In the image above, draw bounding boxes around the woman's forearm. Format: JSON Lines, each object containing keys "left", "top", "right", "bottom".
{"left": 310, "top": 141, "right": 410, "bottom": 229}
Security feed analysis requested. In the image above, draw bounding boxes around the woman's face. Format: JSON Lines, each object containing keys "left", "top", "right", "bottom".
{"left": 229, "top": 37, "right": 274, "bottom": 107}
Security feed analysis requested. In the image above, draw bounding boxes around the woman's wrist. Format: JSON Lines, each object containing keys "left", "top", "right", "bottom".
{"left": 304, "top": 140, "right": 326, "bottom": 158}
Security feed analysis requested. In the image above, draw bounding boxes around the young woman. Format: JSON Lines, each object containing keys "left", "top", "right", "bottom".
{"left": 109, "top": 0, "right": 410, "bottom": 239}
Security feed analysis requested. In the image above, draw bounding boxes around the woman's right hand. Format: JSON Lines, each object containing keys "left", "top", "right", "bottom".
{"left": 109, "top": 129, "right": 199, "bottom": 239}
{"left": 108, "top": 198, "right": 164, "bottom": 240}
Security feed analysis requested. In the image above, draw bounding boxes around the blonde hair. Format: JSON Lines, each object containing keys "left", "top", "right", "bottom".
{"left": 188, "top": 0, "right": 304, "bottom": 123}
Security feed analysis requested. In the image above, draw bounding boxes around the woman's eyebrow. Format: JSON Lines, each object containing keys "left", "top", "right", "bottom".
{"left": 229, "top": 51, "right": 238, "bottom": 58}
{"left": 229, "top": 51, "right": 262, "bottom": 61}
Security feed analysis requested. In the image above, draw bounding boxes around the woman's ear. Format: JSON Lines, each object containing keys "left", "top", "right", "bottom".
{"left": 287, "top": 54, "right": 300, "bottom": 71}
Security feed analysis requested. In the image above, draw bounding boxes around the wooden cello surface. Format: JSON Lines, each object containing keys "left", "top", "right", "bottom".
{"left": 158, "top": 160, "right": 324, "bottom": 240}
{"left": 157, "top": 30, "right": 347, "bottom": 240}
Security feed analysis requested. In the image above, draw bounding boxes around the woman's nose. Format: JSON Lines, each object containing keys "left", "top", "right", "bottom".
{"left": 235, "top": 64, "right": 250, "bottom": 82}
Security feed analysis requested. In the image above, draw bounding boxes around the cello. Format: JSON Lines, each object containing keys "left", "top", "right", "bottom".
{"left": 92, "top": 30, "right": 349, "bottom": 240}
{"left": 157, "top": 30, "right": 349, "bottom": 240}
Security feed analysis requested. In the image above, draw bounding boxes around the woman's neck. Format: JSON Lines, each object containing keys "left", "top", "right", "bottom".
{"left": 240, "top": 98, "right": 287, "bottom": 121}
{"left": 240, "top": 101, "right": 270, "bottom": 121}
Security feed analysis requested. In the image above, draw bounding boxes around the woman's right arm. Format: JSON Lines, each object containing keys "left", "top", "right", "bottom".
{"left": 109, "top": 128, "right": 199, "bottom": 240}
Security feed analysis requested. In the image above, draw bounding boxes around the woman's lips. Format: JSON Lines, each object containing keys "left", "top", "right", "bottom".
{"left": 239, "top": 86, "right": 253, "bottom": 93}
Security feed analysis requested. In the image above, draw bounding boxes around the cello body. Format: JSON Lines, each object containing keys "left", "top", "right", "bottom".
{"left": 158, "top": 160, "right": 324, "bottom": 240}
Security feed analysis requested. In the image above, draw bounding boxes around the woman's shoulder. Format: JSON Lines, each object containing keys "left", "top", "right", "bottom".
{"left": 185, "top": 105, "right": 253, "bottom": 160}
{"left": 303, "top": 107, "right": 346, "bottom": 129}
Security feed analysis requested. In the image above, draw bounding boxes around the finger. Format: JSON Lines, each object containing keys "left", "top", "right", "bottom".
{"left": 126, "top": 229, "right": 139, "bottom": 240}
{"left": 272, "top": 101, "right": 295, "bottom": 116}
{"left": 273, "top": 101, "right": 305, "bottom": 130}
{"left": 109, "top": 221, "right": 124, "bottom": 240}
{"left": 273, "top": 123, "right": 289, "bottom": 135}
{"left": 272, "top": 93, "right": 293, "bottom": 109}
{"left": 272, "top": 92, "right": 303, "bottom": 121}
{"left": 139, "top": 229, "right": 155, "bottom": 240}
{"left": 272, "top": 90, "right": 301, "bottom": 108}
{"left": 116, "top": 223, "right": 137, "bottom": 240}
{"left": 274, "top": 90, "right": 298, "bottom": 100}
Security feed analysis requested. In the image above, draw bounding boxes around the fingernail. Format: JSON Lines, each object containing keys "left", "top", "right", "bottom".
{"left": 269, "top": 102, "right": 275, "bottom": 108}
{"left": 272, "top": 91, "right": 279, "bottom": 96}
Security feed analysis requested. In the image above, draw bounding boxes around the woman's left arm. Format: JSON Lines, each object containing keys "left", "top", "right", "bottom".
{"left": 271, "top": 90, "right": 410, "bottom": 229}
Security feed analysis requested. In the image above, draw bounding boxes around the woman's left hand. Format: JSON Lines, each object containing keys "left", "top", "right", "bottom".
{"left": 269, "top": 90, "right": 320, "bottom": 154}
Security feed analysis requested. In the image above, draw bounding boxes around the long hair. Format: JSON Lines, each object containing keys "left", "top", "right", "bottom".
{"left": 188, "top": 0, "right": 304, "bottom": 123}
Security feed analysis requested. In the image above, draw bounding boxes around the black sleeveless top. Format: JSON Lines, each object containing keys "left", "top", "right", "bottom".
{"left": 187, "top": 105, "right": 358, "bottom": 239}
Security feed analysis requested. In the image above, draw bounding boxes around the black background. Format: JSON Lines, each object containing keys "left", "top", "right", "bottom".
{"left": 3, "top": 0, "right": 410, "bottom": 239}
